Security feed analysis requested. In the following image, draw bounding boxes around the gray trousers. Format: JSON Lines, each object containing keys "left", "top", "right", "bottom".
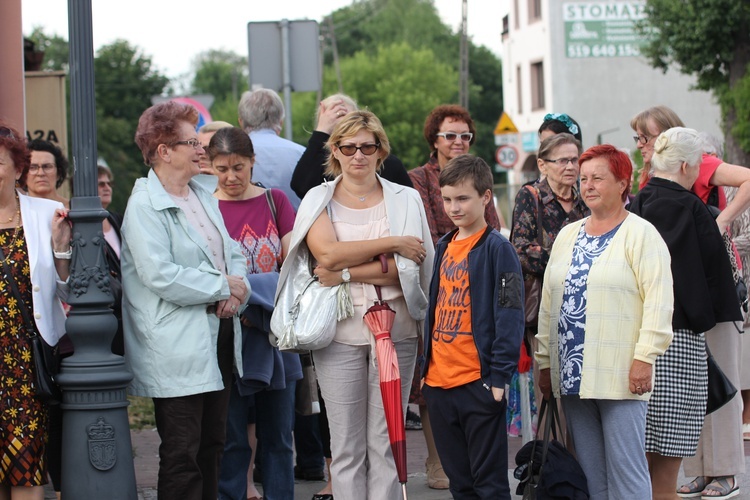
{"left": 561, "top": 395, "right": 651, "bottom": 500}
{"left": 314, "top": 338, "right": 417, "bottom": 500}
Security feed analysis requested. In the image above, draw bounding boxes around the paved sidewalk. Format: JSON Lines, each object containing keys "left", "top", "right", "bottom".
{"left": 125, "top": 415, "right": 750, "bottom": 499}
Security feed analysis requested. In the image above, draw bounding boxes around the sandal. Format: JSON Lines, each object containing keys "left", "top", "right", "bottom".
{"left": 677, "top": 477, "right": 711, "bottom": 498}
{"left": 702, "top": 476, "right": 739, "bottom": 499}
{"left": 743, "top": 422, "right": 750, "bottom": 440}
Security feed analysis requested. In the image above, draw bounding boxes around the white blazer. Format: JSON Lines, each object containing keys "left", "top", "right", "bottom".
{"left": 18, "top": 192, "right": 68, "bottom": 345}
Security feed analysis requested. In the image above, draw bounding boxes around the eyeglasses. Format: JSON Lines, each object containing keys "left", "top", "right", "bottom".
{"left": 29, "top": 163, "right": 56, "bottom": 173}
{"left": 436, "top": 132, "right": 473, "bottom": 142}
{"left": 174, "top": 138, "right": 202, "bottom": 149}
{"left": 543, "top": 157, "right": 579, "bottom": 166}
{"left": 632, "top": 134, "right": 652, "bottom": 145}
{"left": 98, "top": 180, "right": 113, "bottom": 188}
{"left": 0, "top": 127, "right": 14, "bottom": 139}
{"left": 337, "top": 143, "right": 380, "bottom": 156}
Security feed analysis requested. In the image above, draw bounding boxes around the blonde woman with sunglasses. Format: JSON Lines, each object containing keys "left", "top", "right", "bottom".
{"left": 277, "top": 110, "right": 432, "bottom": 499}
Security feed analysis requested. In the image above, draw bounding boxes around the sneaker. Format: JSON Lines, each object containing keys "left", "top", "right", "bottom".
{"left": 405, "top": 408, "right": 422, "bottom": 430}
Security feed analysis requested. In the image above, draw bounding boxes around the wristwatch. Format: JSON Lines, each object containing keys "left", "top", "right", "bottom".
{"left": 341, "top": 268, "right": 351, "bottom": 283}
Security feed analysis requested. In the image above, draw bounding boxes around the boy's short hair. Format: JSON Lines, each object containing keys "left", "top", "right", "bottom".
{"left": 438, "top": 154, "right": 494, "bottom": 195}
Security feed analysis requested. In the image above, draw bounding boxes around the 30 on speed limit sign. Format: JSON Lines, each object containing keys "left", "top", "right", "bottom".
{"left": 495, "top": 145, "right": 518, "bottom": 169}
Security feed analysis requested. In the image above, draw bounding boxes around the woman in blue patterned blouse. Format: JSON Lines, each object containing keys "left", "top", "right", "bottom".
{"left": 536, "top": 145, "right": 674, "bottom": 499}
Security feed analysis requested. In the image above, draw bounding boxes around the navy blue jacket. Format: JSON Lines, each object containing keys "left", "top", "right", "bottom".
{"left": 422, "top": 225, "right": 525, "bottom": 389}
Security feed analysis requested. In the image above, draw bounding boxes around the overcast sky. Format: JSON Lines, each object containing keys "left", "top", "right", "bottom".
{"left": 22, "top": 0, "right": 506, "bottom": 80}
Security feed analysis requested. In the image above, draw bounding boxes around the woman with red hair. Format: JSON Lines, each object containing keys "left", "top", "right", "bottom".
{"left": 122, "top": 102, "right": 250, "bottom": 500}
{"left": 536, "top": 144, "right": 674, "bottom": 498}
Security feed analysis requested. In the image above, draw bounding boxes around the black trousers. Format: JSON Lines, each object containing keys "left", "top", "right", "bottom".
{"left": 423, "top": 380, "right": 510, "bottom": 500}
{"left": 153, "top": 319, "right": 233, "bottom": 500}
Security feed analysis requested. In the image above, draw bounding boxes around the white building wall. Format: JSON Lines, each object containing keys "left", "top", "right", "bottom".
{"left": 502, "top": 0, "right": 722, "bottom": 171}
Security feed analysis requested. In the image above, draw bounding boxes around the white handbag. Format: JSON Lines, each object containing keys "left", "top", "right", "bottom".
{"left": 271, "top": 242, "right": 353, "bottom": 351}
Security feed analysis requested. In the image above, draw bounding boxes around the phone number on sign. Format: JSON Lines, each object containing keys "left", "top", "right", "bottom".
{"left": 567, "top": 43, "right": 641, "bottom": 58}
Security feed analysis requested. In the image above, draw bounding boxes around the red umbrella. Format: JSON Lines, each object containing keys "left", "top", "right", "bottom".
{"left": 363, "top": 256, "right": 408, "bottom": 499}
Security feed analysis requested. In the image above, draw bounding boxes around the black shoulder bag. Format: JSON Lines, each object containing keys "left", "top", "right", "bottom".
{"left": 514, "top": 397, "right": 589, "bottom": 499}
{"left": 0, "top": 246, "right": 61, "bottom": 404}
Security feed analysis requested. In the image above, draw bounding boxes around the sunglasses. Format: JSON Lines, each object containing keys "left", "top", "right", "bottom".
{"left": 337, "top": 143, "right": 380, "bottom": 156}
{"left": 437, "top": 132, "right": 473, "bottom": 142}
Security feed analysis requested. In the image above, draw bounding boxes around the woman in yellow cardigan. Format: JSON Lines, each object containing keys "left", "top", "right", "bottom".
{"left": 536, "top": 145, "right": 674, "bottom": 500}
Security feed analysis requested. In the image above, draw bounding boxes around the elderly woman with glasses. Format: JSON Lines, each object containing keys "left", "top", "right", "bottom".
{"left": 122, "top": 101, "right": 250, "bottom": 500}
{"left": 278, "top": 110, "right": 432, "bottom": 499}
{"left": 510, "top": 134, "right": 589, "bottom": 434}
{"left": 23, "top": 139, "right": 70, "bottom": 209}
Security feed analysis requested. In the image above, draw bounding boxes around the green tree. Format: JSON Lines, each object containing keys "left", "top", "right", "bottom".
{"left": 26, "top": 26, "right": 69, "bottom": 71}
{"left": 638, "top": 0, "right": 750, "bottom": 164}
{"left": 94, "top": 40, "right": 170, "bottom": 213}
{"left": 322, "top": 0, "right": 503, "bottom": 168}
{"left": 190, "top": 49, "right": 249, "bottom": 125}
{"left": 310, "top": 42, "right": 457, "bottom": 169}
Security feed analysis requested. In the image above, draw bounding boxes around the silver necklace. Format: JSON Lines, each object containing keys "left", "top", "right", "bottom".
{"left": 341, "top": 182, "right": 378, "bottom": 202}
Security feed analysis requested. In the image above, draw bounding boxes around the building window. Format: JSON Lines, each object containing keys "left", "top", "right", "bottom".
{"left": 528, "top": 0, "right": 542, "bottom": 21}
{"left": 530, "top": 61, "right": 545, "bottom": 110}
{"left": 516, "top": 65, "right": 523, "bottom": 114}
{"left": 514, "top": 0, "right": 520, "bottom": 28}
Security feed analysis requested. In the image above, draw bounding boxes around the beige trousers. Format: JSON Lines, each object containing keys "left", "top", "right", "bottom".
{"left": 314, "top": 338, "right": 417, "bottom": 500}
{"left": 683, "top": 321, "right": 745, "bottom": 477}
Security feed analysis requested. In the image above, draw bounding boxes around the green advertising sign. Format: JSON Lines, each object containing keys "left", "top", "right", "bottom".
{"left": 564, "top": 1, "right": 646, "bottom": 58}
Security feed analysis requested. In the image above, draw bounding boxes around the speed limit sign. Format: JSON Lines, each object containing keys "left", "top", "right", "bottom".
{"left": 495, "top": 145, "right": 518, "bottom": 169}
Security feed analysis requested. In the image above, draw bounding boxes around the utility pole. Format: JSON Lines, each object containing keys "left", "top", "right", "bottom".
{"left": 326, "top": 16, "right": 344, "bottom": 94}
{"left": 459, "top": 0, "right": 469, "bottom": 109}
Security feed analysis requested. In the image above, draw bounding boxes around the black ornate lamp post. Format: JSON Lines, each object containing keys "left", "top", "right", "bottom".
{"left": 60, "top": 0, "right": 137, "bottom": 497}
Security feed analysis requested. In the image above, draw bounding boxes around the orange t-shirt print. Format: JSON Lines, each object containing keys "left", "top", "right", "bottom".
{"left": 425, "top": 230, "right": 483, "bottom": 389}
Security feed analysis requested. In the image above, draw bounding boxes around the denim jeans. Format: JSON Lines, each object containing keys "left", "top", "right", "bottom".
{"left": 218, "top": 378, "right": 296, "bottom": 500}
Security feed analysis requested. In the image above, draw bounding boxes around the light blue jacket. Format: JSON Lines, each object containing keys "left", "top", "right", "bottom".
{"left": 121, "top": 169, "right": 250, "bottom": 398}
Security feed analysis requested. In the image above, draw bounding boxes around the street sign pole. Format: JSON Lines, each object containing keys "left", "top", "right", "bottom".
{"left": 280, "top": 20, "right": 293, "bottom": 140}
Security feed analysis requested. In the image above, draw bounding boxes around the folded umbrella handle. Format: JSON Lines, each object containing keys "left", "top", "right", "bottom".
{"left": 378, "top": 253, "right": 388, "bottom": 273}
{"left": 375, "top": 254, "right": 388, "bottom": 303}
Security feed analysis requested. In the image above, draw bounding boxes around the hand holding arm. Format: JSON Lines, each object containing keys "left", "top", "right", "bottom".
{"left": 226, "top": 275, "right": 248, "bottom": 301}
{"left": 216, "top": 296, "right": 242, "bottom": 319}
{"left": 313, "top": 257, "right": 400, "bottom": 287}
{"left": 306, "top": 210, "right": 425, "bottom": 269}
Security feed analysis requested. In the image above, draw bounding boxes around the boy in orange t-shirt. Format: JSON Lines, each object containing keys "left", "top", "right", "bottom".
{"left": 421, "top": 155, "right": 524, "bottom": 499}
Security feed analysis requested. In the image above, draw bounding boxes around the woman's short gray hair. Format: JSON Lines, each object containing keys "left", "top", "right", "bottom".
{"left": 698, "top": 131, "right": 724, "bottom": 159}
{"left": 651, "top": 127, "right": 703, "bottom": 175}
